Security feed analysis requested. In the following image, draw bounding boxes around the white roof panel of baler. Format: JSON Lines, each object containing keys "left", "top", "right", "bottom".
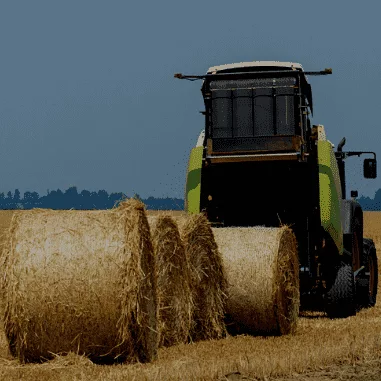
{"left": 207, "top": 61, "right": 304, "bottom": 73}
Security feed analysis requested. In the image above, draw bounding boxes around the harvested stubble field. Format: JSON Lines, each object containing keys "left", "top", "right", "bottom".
{"left": 0, "top": 210, "right": 381, "bottom": 380}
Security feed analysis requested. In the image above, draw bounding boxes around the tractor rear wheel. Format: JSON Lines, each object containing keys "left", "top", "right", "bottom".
{"left": 357, "top": 238, "right": 378, "bottom": 308}
{"left": 326, "top": 262, "right": 356, "bottom": 318}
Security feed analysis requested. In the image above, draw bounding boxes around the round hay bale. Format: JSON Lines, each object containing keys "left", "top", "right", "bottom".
{"left": 175, "top": 214, "right": 227, "bottom": 341}
{"left": 212, "top": 226, "right": 299, "bottom": 335}
{"left": 2, "top": 199, "right": 157, "bottom": 363}
{"left": 147, "top": 214, "right": 192, "bottom": 347}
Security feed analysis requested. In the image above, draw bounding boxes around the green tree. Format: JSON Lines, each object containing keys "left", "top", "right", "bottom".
{"left": 14, "top": 189, "right": 21, "bottom": 202}
{"left": 133, "top": 193, "right": 142, "bottom": 202}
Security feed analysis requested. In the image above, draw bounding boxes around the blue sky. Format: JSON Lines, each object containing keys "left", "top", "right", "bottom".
{"left": 0, "top": 1, "right": 380, "bottom": 198}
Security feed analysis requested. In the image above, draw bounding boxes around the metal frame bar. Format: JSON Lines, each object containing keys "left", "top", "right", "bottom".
{"left": 230, "top": 90, "right": 234, "bottom": 138}
{"left": 251, "top": 88, "right": 255, "bottom": 137}
{"left": 174, "top": 68, "right": 331, "bottom": 81}
{"left": 336, "top": 151, "right": 377, "bottom": 160}
{"left": 272, "top": 87, "right": 277, "bottom": 135}
{"left": 206, "top": 152, "right": 303, "bottom": 164}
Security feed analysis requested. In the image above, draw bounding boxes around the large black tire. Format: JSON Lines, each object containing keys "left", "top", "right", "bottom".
{"left": 357, "top": 238, "right": 378, "bottom": 308}
{"left": 326, "top": 262, "right": 356, "bottom": 318}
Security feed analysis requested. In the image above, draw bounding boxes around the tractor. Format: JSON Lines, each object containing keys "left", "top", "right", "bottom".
{"left": 175, "top": 61, "right": 378, "bottom": 318}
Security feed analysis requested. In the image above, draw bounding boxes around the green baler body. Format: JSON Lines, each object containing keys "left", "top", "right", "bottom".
{"left": 185, "top": 139, "right": 343, "bottom": 254}
{"left": 317, "top": 140, "right": 343, "bottom": 254}
{"left": 185, "top": 146, "right": 203, "bottom": 214}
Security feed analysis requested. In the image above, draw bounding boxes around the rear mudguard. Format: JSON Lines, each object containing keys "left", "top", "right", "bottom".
{"left": 317, "top": 140, "right": 343, "bottom": 254}
{"left": 185, "top": 146, "right": 203, "bottom": 213}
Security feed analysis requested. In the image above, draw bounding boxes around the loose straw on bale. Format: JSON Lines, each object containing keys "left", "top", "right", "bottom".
{"left": 212, "top": 226, "right": 299, "bottom": 335}
{"left": 2, "top": 199, "right": 157, "bottom": 363}
{"left": 147, "top": 215, "right": 192, "bottom": 347}
{"left": 175, "top": 214, "right": 227, "bottom": 342}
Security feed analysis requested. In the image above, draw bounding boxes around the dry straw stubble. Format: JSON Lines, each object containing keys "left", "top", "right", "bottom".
{"left": 2, "top": 199, "right": 157, "bottom": 363}
{"left": 176, "top": 214, "right": 227, "bottom": 342}
{"left": 148, "top": 214, "right": 193, "bottom": 347}
{"left": 212, "top": 226, "right": 299, "bottom": 335}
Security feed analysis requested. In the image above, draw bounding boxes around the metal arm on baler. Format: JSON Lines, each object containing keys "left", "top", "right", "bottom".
{"left": 174, "top": 68, "right": 332, "bottom": 81}
{"left": 335, "top": 137, "right": 377, "bottom": 198}
{"left": 335, "top": 136, "right": 377, "bottom": 161}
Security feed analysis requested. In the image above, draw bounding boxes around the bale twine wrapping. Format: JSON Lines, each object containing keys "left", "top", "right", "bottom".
{"left": 2, "top": 199, "right": 157, "bottom": 363}
{"left": 175, "top": 214, "right": 227, "bottom": 341}
{"left": 212, "top": 226, "right": 299, "bottom": 335}
{"left": 147, "top": 215, "right": 192, "bottom": 347}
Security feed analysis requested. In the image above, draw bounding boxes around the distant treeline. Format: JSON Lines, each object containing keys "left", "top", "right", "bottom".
{"left": 0, "top": 187, "right": 184, "bottom": 210}
{"left": 2, "top": 185, "right": 381, "bottom": 212}
{"left": 358, "top": 189, "right": 381, "bottom": 211}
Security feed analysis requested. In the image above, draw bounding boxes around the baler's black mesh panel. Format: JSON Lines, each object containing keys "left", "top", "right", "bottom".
{"left": 209, "top": 77, "right": 297, "bottom": 140}
{"left": 211, "top": 136, "right": 297, "bottom": 153}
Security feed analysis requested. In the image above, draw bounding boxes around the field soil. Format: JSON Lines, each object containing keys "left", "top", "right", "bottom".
{"left": 0, "top": 210, "right": 380, "bottom": 380}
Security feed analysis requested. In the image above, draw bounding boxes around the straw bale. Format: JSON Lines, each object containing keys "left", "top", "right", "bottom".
{"left": 43, "top": 352, "right": 94, "bottom": 368}
{"left": 212, "top": 226, "right": 299, "bottom": 335}
{"left": 2, "top": 199, "right": 157, "bottom": 363}
{"left": 175, "top": 214, "right": 227, "bottom": 341}
{"left": 147, "top": 214, "right": 193, "bottom": 347}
